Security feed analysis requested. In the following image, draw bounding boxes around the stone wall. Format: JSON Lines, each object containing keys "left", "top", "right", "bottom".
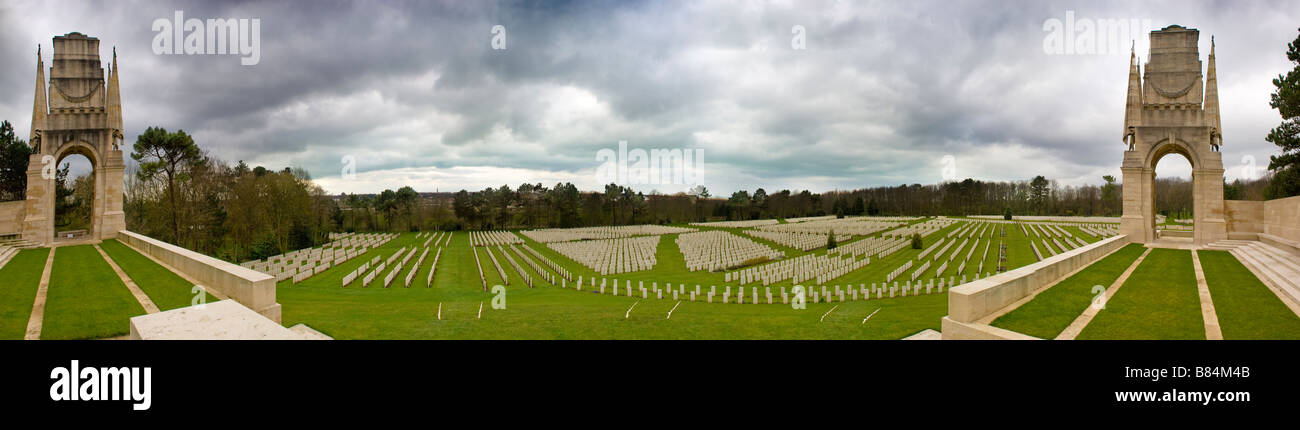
{"left": 0, "top": 201, "right": 24, "bottom": 236}
{"left": 941, "top": 235, "right": 1129, "bottom": 340}
{"left": 118, "top": 230, "right": 281, "bottom": 322}
{"left": 1225, "top": 195, "right": 1300, "bottom": 243}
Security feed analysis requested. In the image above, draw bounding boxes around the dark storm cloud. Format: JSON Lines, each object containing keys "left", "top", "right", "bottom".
{"left": 1, "top": 0, "right": 1295, "bottom": 194}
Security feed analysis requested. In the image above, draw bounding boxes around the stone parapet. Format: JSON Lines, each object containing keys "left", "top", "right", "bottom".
{"left": 118, "top": 230, "right": 280, "bottom": 322}
{"left": 943, "top": 234, "right": 1128, "bottom": 338}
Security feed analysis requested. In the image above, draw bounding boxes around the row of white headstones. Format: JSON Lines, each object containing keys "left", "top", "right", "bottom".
{"left": 547, "top": 235, "right": 660, "bottom": 275}
{"left": 560, "top": 275, "right": 977, "bottom": 304}
{"left": 676, "top": 230, "right": 784, "bottom": 272}
{"left": 741, "top": 230, "right": 849, "bottom": 251}
{"left": 469, "top": 230, "right": 524, "bottom": 247}
{"left": 473, "top": 218, "right": 1115, "bottom": 303}
{"left": 753, "top": 218, "right": 907, "bottom": 236}
{"left": 243, "top": 232, "right": 397, "bottom": 271}
{"left": 521, "top": 225, "right": 695, "bottom": 243}
{"left": 484, "top": 243, "right": 581, "bottom": 288}
{"left": 245, "top": 233, "right": 399, "bottom": 283}
{"left": 340, "top": 241, "right": 446, "bottom": 288}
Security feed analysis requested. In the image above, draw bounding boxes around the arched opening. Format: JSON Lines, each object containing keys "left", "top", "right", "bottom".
{"left": 1149, "top": 142, "right": 1195, "bottom": 242}
{"left": 54, "top": 149, "right": 96, "bottom": 241}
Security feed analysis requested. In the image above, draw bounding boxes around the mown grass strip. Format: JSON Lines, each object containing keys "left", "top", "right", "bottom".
{"left": 992, "top": 243, "right": 1145, "bottom": 338}
{"left": 1197, "top": 250, "right": 1300, "bottom": 340}
{"left": 1077, "top": 248, "right": 1203, "bottom": 340}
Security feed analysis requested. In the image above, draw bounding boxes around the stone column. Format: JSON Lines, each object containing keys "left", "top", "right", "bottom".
{"left": 92, "top": 154, "right": 104, "bottom": 239}
{"left": 100, "top": 149, "right": 126, "bottom": 239}
{"left": 21, "top": 153, "right": 52, "bottom": 246}
{"left": 1145, "top": 168, "right": 1157, "bottom": 242}
{"left": 1119, "top": 164, "right": 1150, "bottom": 243}
{"left": 1193, "top": 167, "right": 1228, "bottom": 245}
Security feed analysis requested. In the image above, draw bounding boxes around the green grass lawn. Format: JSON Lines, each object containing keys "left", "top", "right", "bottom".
{"left": 0, "top": 248, "right": 51, "bottom": 339}
{"left": 0, "top": 218, "right": 1130, "bottom": 340}
{"left": 278, "top": 230, "right": 953, "bottom": 339}
{"left": 991, "top": 243, "right": 1145, "bottom": 338}
{"left": 1197, "top": 250, "right": 1300, "bottom": 340}
{"left": 275, "top": 219, "right": 1084, "bottom": 339}
{"left": 41, "top": 245, "right": 146, "bottom": 340}
{"left": 1077, "top": 248, "right": 1204, "bottom": 340}
{"left": 99, "top": 239, "right": 219, "bottom": 310}
{"left": 19, "top": 218, "right": 1298, "bottom": 341}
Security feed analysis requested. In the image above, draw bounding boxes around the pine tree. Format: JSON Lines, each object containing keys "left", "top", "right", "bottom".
{"left": 0, "top": 120, "right": 30, "bottom": 201}
{"left": 1266, "top": 27, "right": 1300, "bottom": 198}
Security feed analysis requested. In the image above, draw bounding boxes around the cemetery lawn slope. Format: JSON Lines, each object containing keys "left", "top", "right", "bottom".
{"left": 1197, "top": 250, "right": 1300, "bottom": 340}
{"left": 991, "top": 243, "right": 1145, "bottom": 338}
{"left": 279, "top": 231, "right": 952, "bottom": 339}
{"left": 100, "top": 239, "right": 218, "bottom": 310}
{"left": 41, "top": 245, "right": 146, "bottom": 340}
{"left": 277, "top": 220, "right": 1094, "bottom": 339}
{"left": 1076, "top": 248, "right": 1203, "bottom": 340}
{"left": 0, "top": 248, "right": 51, "bottom": 339}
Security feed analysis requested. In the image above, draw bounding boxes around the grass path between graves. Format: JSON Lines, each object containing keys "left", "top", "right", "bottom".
{"left": 100, "top": 239, "right": 219, "bottom": 311}
{"left": 990, "top": 243, "right": 1145, "bottom": 338}
{"left": 1196, "top": 250, "right": 1300, "bottom": 340}
{"left": 0, "top": 248, "right": 51, "bottom": 339}
{"left": 41, "top": 245, "right": 146, "bottom": 340}
{"left": 1076, "top": 248, "right": 1204, "bottom": 340}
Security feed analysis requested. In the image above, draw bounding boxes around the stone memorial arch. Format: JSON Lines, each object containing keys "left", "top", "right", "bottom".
{"left": 1119, "top": 25, "right": 1227, "bottom": 245}
{"left": 22, "top": 32, "right": 126, "bottom": 246}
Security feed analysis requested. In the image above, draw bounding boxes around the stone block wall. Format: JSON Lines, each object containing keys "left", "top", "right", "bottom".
{"left": 1225, "top": 195, "right": 1300, "bottom": 243}
{"left": 118, "top": 230, "right": 281, "bottom": 322}
{"left": 0, "top": 201, "right": 23, "bottom": 236}
{"left": 942, "top": 235, "right": 1128, "bottom": 339}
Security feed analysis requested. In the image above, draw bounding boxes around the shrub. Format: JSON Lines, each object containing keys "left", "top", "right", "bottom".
{"left": 248, "top": 235, "right": 280, "bottom": 261}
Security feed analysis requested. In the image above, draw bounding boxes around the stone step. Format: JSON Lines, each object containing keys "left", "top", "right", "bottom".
{"left": 1203, "top": 242, "right": 1239, "bottom": 251}
{"left": 0, "top": 247, "right": 15, "bottom": 270}
{"left": 288, "top": 324, "right": 332, "bottom": 340}
{"left": 1212, "top": 239, "right": 1255, "bottom": 247}
{"left": 1233, "top": 246, "right": 1297, "bottom": 282}
{"left": 1258, "top": 233, "right": 1300, "bottom": 257}
{"left": 1245, "top": 242, "right": 1300, "bottom": 274}
{"left": 0, "top": 239, "right": 40, "bottom": 250}
{"left": 1229, "top": 247, "right": 1300, "bottom": 305}
{"left": 131, "top": 300, "right": 320, "bottom": 340}
{"left": 903, "top": 329, "right": 942, "bottom": 340}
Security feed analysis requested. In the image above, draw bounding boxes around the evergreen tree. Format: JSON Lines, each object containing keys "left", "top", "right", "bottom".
{"left": 131, "top": 127, "right": 201, "bottom": 243}
{"left": 1266, "top": 27, "right": 1300, "bottom": 198}
{"left": 0, "top": 120, "right": 31, "bottom": 201}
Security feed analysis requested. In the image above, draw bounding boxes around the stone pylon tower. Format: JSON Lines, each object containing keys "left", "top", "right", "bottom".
{"left": 1119, "top": 25, "right": 1227, "bottom": 245}
{"left": 23, "top": 32, "right": 126, "bottom": 246}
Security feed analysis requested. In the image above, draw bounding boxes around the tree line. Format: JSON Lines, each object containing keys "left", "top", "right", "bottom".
{"left": 124, "top": 127, "right": 335, "bottom": 262}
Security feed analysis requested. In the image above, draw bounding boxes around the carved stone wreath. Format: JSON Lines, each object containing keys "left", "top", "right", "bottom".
{"left": 53, "top": 79, "right": 102, "bottom": 103}
{"left": 1150, "top": 76, "right": 1198, "bottom": 99}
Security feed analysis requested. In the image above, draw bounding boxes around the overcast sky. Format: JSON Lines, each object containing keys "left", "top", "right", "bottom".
{"left": 2, "top": 0, "right": 1297, "bottom": 196}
